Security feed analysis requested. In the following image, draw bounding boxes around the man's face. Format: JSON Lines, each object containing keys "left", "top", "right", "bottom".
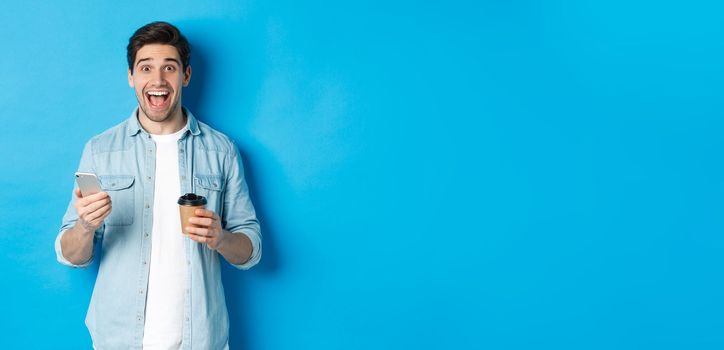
{"left": 128, "top": 44, "right": 191, "bottom": 123}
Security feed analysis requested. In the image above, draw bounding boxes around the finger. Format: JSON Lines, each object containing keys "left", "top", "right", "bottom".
{"left": 186, "top": 233, "right": 208, "bottom": 244}
{"left": 77, "top": 191, "right": 109, "bottom": 208}
{"left": 186, "top": 226, "right": 212, "bottom": 237}
{"left": 83, "top": 197, "right": 112, "bottom": 214}
{"left": 74, "top": 188, "right": 82, "bottom": 198}
{"left": 86, "top": 203, "right": 112, "bottom": 222}
{"left": 79, "top": 202, "right": 109, "bottom": 223}
{"left": 189, "top": 217, "right": 214, "bottom": 227}
{"left": 186, "top": 226, "right": 212, "bottom": 236}
{"left": 86, "top": 191, "right": 110, "bottom": 202}
{"left": 194, "top": 209, "right": 217, "bottom": 219}
{"left": 94, "top": 205, "right": 113, "bottom": 224}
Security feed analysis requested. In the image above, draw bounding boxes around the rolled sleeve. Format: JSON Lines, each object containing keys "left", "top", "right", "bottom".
{"left": 230, "top": 229, "right": 262, "bottom": 270}
{"left": 222, "top": 142, "right": 262, "bottom": 270}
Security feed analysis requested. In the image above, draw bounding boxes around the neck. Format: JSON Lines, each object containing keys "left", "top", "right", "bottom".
{"left": 137, "top": 106, "right": 187, "bottom": 135}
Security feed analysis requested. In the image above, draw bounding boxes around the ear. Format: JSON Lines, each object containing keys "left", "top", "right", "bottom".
{"left": 128, "top": 69, "right": 134, "bottom": 88}
{"left": 182, "top": 66, "right": 192, "bottom": 87}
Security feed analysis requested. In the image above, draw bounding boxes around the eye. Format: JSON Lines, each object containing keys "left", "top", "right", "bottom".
{"left": 140, "top": 66, "right": 151, "bottom": 73}
{"left": 164, "top": 65, "right": 176, "bottom": 72}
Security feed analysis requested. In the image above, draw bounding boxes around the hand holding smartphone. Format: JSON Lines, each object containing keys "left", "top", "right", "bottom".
{"left": 75, "top": 172, "right": 102, "bottom": 197}
{"left": 73, "top": 172, "right": 112, "bottom": 232}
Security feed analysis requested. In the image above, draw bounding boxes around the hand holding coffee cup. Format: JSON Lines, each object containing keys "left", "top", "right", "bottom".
{"left": 178, "top": 193, "right": 226, "bottom": 250}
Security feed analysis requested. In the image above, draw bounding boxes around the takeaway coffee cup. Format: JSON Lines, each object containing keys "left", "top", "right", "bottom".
{"left": 178, "top": 193, "right": 207, "bottom": 234}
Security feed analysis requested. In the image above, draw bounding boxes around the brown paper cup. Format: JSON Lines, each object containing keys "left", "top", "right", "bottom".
{"left": 178, "top": 193, "right": 207, "bottom": 235}
{"left": 179, "top": 204, "right": 205, "bottom": 234}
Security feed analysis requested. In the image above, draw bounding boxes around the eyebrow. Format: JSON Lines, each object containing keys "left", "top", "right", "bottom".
{"left": 135, "top": 57, "right": 181, "bottom": 67}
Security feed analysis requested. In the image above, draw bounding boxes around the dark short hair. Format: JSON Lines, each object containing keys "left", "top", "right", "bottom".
{"left": 127, "top": 21, "right": 190, "bottom": 73}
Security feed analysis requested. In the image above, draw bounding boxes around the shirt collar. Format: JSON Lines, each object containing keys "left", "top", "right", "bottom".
{"left": 126, "top": 107, "right": 201, "bottom": 137}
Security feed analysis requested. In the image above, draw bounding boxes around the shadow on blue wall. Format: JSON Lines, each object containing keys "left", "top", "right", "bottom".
{"left": 184, "top": 30, "right": 283, "bottom": 349}
{"left": 223, "top": 148, "right": 282, "bottom": 350}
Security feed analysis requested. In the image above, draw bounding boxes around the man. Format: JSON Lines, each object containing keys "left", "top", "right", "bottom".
{"left": 55, "top": 21, "right": 261, "bottom": 349}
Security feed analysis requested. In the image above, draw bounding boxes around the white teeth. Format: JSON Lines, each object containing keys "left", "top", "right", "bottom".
{"left": 147, "top": 91, "right": 169, "bottom": 96}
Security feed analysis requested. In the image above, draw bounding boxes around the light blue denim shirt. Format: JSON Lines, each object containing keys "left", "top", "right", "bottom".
{"left": 55, "top": 108, "right": 261, "bottom": 349}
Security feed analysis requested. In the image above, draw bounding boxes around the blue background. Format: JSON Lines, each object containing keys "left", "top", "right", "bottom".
{"left": 1, "top": 1, "right": 722, "bottom": 349}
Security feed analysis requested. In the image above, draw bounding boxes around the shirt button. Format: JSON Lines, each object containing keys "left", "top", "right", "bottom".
{"left": 145, "top": 233, "right": 149, "bottom": 237}
{"left": 139, "top": 289, "right": 143, "bottom": 294}
{"left": 147, "top": 176, "right": 151, "bottom": 181}
{"left": 146, "top": 204, "right": 150, "bottom": 209}
{"left": 142, "top": 261, "right": 147, "bottom": 265}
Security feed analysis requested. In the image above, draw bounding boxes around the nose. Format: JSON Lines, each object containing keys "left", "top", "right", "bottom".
{"left": 151, "top": 70, "right": 166, "bottom": 86}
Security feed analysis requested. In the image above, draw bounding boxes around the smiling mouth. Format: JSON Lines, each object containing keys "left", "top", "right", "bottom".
{"left": 146, "top": 90, "right": 170, "bottom": 109}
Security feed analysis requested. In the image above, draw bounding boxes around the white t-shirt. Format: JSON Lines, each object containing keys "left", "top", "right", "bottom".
{"left": 143, "top": 127, "right": 187, "bottom": 349}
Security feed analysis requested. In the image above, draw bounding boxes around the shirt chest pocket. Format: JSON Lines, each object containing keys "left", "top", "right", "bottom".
{"left": 99, "top": 175, "right": 135, "bottom": 226}
{"left": 194, "top": 174, "right": 225, "bottom": 215}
